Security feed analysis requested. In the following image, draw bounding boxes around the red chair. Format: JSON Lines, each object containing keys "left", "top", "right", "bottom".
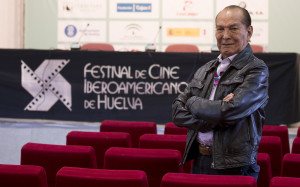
{"left": 21, "top": 142, "right": 97, "bottom": 187}
{"left": 56, "top": 167, "right": 149, "bottom": 187}
{"left": 257, "top": 153, "right": 272, "bottom": 187}
{"left": 164, "top": 122, "right": 188, "bottom": 135}
{"left": 262, "top": 125, "right": 290, "bottom": 155}
{"left": 104, "top": 147, "right": 183, "bottom": 187}
{"left": 251, "top": 45, "right": 264, "bottom": 52}
{"left": 292, "top": 137, "right": 300, "bottom": 153}
{"left": 139, "top": 134, "right": 191, "bottom": 173}
{"left": 80, "top": 43, "right": 114, "bottom": 51}
{"left": 0, "top": 164, "right": 48, "bottom": 187}
{"left": 165, "top": 44, "right": 199, "bottom": 53}
{"left": 297, "top": 127, "right": 300, "bottom": 137}
{"left": 281, "top": 153, "right": 300, "bottom": 178}
{"left": 100, "top": 120, "right": 157, "bottom": 147}
{"left": 270, "top": 177, "right": 300, "bottom": 187}
{"left": 161, "top": 173, "right": 256, "bottom": 187}
{"left": 258, "top": 136, "right": 283, "bottom": 176}
{"left": 67, "top": 131, "right": 132, "bottom": 168}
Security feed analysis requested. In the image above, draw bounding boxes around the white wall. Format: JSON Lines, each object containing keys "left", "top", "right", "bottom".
{"left": 0, "top": 0, "right": 24, "bottom": 49}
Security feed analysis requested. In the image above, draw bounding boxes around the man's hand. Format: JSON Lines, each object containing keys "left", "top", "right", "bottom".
{"left": 223, "top": 93, "right": 234, "bottom": 102}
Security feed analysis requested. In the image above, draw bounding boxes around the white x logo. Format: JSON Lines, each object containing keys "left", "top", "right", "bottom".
{"left": 21, "top": 59, "right": 72, "bottom": 111}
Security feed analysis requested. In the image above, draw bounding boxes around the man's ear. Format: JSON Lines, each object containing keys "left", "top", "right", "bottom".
{"left": 247, "top": 25, "right": 253, "bottom": 42}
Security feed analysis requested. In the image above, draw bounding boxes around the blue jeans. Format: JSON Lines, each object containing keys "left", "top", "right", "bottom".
{"left": 191, "top": 153, "right": 260, "bottom": 181}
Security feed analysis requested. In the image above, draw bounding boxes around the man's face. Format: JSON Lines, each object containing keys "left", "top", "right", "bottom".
{"left": 215, "top": 8, "right": 253, "bottom": 59}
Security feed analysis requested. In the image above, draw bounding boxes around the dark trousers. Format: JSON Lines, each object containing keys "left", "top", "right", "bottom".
{"left": 191, "top": 153, "right": 260, "bottom": 181}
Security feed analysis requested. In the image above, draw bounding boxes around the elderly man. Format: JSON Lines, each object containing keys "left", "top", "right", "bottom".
{"left": 172, "top": 5, "right": 268, "bottom": 180}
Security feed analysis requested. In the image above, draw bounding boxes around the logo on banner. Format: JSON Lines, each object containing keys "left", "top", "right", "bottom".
{"left": 21, "top": 59, "right": 72, "bottom": 111}
{"left": 176, "top": 0, "right": 198, "bottom": 17}
{"left": 122, "top": 24, "right": 144, "bottom": 40}
{"left": 62, "top": 2, "right": 73, "bottom": 12}
{"left": 64, "top": 25, "right": 77, "bottom": 37}
{"left": 167, "top": 28, "right": 201, "bottom": 37}
{"left": 117, "top": 3, "right": 151, "bottom": 12}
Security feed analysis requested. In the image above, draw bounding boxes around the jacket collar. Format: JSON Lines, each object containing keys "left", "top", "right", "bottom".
{"left": 206, "top": 44, "right": 253, "bottom": 72}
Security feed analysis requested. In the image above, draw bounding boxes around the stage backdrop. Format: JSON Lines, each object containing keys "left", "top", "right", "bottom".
{"left": 25, "top": 0, "right": 269, "bottom": 52}
{"left": 0, "top": 49, "right": 299, "bottom": 125}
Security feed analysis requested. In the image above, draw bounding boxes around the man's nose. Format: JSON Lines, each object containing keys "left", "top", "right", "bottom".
{"left": 223, "top": 29, "right": 231, "bottom": 39}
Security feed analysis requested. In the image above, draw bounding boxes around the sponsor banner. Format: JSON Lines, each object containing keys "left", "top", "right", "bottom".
{"left": 251, "top": 22, "right": 269, "bottom": 45}
{"left": 57, "top": 20, "right": 106, "bottom": 43}
{"left": 58, "top": 0, "right": 106, "bottom": 18}
{"left": 0, "top": 50, "right": 298, "bottom": 124}
{"left": 109, "top": 21, "right": 160, "bottom": 43}
{"left": 109, "top": 0, "right": 159, "bottom": 18}
{"left": 162, "top": 21, "right": 213, "bottom": 44}
{"left": 162, "top": 0, "right": 214, "bottom": 19}
{"left": 216, "top": 0, "right": 268, "bottom": 20}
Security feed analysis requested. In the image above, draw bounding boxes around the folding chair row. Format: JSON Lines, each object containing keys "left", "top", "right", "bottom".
{"left": 20, "top": 142, "right": 183, "bottom": 187}
{"left": 66, "top": 131, "right": 286, "bottom": 177}
{"left": 4, "top": 163, "right": 300, "bottom": 187}
{"left": 100, "top": 121, "right": 290, "bottom": 158}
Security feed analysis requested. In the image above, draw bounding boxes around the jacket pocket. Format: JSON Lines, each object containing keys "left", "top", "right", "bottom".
{"left": 221, "top": 75, "right": 244, "bottom": 85}
{"left": 190, "top": 79, "right": 204, "bottom": 96}
{"left": 219, "top": 75, "right": 244, "bottom": 97}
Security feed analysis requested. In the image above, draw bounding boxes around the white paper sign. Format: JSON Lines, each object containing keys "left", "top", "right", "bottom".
{"left": 58, "top": 0, "right": 106, "bottom": 18}
{"left": 109, "top": 0, "right": 159, "bottom": 19}
{"left": 251, "top": 22, "right": 269, "bottom": 45}
{"left": 216, "top": 0, "right": 268, "bottom": 20}
{"left": 162, "top": 0, "right": 214, "bottom": 19}
{"left": 162, "top": 21, "right": 213, "bottom": 44}
{"left": 57, "top": 21, "right": 106, "bottom": 42}
{"left": 109, "top": 21, "right": 160, "bottom": 43}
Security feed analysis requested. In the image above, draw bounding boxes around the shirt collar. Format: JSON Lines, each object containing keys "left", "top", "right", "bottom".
{"left": 217, "top": 54, "right": 237, "bottom": 63}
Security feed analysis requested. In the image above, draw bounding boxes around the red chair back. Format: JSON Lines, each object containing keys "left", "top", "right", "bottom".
{"left": 292, "top": 137, "right": 300, "bottom": 153}
{"left": 281, "top": 153, "right": 300, "bottom": 178}
{"left": 164, "top": 122, "right": 188, "bottom": 135}
{"left": 258, "top": 136, "right": 283, "bottom": 176}
{"left": 262, "top": 125, "right": 290, "bottom": 155}
{"left": 165, "top": 44, "right": 199, "bottom": 52}
{"left": 139, "top": 134, "right": 191, "bottom": 173}
{"left": 161, "top": 173, "right": 257, "bottom": 187}
{"left": 270, "top": 177, "right": 300, "bottom": 187}
{"left": 0, "top": 164, "right": 48, "bottom": 187}
{"left": 100, "top": 120, "right": 157, "bottom": 147}
{"left": 67, "top": 131, "right": 132, "bottom": 168}
{"left": 80, "top": 43, "right": 114, "bottom": 51}
{"left": 104, "top": 147, "right": 182, "bottom": 187}
{"left": 257, "top": 153, "right": 272, "bottom": 187}
{"left": 56, "top": 167, "right": 149, "bottom": 187}
{"left": 21, "top": 143, "right": 97, "bottom": 186}
{"left": 251, "top": 45, "right": 264, "bottom": 52}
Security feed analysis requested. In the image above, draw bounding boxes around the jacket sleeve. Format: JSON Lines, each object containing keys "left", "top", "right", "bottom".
{"left": 185, "top": 63, "right": 269, "bottom": 125}
{"left": 172, "top": 76, "right": 214, "bottom": 132}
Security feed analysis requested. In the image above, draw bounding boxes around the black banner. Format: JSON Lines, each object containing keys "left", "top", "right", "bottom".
{"left": 0, "top": 49, "right": 299, "bottom": 124}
